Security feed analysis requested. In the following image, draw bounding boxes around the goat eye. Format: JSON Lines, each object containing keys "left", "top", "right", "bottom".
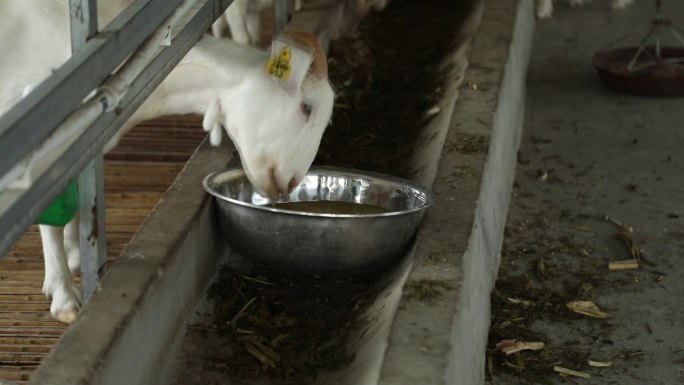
{"left": 300, "top": 102, "right": 312, "bottom": 118}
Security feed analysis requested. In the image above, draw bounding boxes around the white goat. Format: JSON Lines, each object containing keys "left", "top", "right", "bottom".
{"left": 352, "top": 0, "right": 391, "bottom": 19}
{"left": 365, "top": 0, "right": 391, "bottom": 12}
{"left": 211, "top": 0, "right": 303, "bottom": 46}
{"left": 0, "top": 0, "right": 334, "bottom": 324}
{"left": 536, "top": 0, "right": 633, "bottom": 19}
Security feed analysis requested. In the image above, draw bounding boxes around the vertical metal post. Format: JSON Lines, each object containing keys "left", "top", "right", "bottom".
{"left": 69, "top": 0, "right": 107, "bottom": 301}
{"left": 654, "top": 0, "right": 662, "bottom": 59}
{"left": 273, "top": 0, "right": 290, "bottom": 36}
{"left": 77, "top": 158, "right": 106, "bottom": 300}
{"left": 70, "top": 0, "right": 98, "bottom": 48}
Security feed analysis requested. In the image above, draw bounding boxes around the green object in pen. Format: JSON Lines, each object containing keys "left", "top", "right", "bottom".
{"left": 36, "top": 180, "right": 79, "bottom": 226}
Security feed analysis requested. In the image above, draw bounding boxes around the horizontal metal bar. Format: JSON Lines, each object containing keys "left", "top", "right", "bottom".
{"left": 0, "top": 0, "right": 182, "bottom": 180}
{"left": 0, "top": 0, "right": 231, "bottom": 256}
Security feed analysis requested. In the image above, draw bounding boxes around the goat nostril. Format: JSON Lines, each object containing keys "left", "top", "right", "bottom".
{"left": 268, "top": 167, "right": 280, "bottom": 197}
{"left": 288, "top": 177, "right": 299, "bottom": 193}
{"left": 267, "top": 168, "right": 298, "bottom": 196}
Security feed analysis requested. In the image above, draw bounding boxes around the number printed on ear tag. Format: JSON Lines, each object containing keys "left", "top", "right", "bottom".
{"left": 265, "top": 35, "right": 314, "bottom": 94}
{"left": 265, "top": 46, "right": 293, "bottom": 80}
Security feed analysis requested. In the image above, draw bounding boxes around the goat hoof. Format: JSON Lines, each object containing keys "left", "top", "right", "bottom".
{"left": 49, "top": 285, "right": 82, "bottom": 324}
{"left": 54, "top": 309, "right": 79, "bottom": 324}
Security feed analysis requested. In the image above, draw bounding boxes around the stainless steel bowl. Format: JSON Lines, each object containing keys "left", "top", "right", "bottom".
{"left": 203, "top": 166, "right": 435, "bottom": 274}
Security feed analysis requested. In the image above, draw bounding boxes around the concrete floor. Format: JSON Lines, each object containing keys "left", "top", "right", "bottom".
{"left": 489, "top": 0, "right": 684, "bottom": 384}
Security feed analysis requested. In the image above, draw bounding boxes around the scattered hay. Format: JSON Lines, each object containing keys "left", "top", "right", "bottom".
{"left": 315, "top": 0, "right": 475, "bottom": 178}
{"left": 495, "top": 339, "right": 545, "bottom": 355}
{"left": 566, "top": 300, "right": 609, "bottom": 319}
{"left": 553, "top": 365, "right": 591, "bottom": 379}
{"left": 402, "top": 278, "right": 454, "bottom": 302}
{"left": 189, "top": 265, "right": 391, "bottom": 384}
{"left": 486, "top": 274, "right": 596, "bottom": 383}
{"left": 444, "top": 133, "right": 489, "bottom": 154}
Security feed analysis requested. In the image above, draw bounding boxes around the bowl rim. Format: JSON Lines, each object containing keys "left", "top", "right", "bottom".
{"left": 203, "top": 166, "right": 436, "bottom": 218}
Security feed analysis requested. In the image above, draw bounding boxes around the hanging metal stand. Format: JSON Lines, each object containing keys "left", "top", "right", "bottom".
{"left": 624, "top": 0, "right": 684, "bottom": 72}
{"left": 592, "top": 0, "right": 684, "bottom": 96}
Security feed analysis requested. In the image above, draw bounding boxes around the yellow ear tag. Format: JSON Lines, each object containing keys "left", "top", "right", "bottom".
{"left": 265, "top": 35, "right": 314, "bottom": 94}
{"left": 265, "top": 46, "right": 293, "bottom": 80}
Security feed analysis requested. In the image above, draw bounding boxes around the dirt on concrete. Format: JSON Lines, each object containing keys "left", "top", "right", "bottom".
{"left": 486, "top": 1, "right": 684, "bottom": 384}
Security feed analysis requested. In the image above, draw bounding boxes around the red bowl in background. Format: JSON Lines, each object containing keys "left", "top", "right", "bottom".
{"left": 593, "top": 46, "right": 684, "bottom": 96}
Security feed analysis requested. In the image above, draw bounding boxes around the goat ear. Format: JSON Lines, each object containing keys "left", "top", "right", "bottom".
{"left": 209, "top": 123, "right": 222, "bottom": 146}
{"left": 203, "top": 99, "right": 223, "bottom": 146}
{"left": 264, "top": 35, "right": 314, "bottom": 95}
{"left": 203, "top": 99, "right": 219, "bottom": 132}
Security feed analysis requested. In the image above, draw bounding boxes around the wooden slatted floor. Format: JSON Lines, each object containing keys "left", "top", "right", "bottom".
{"left": 0, "top": 116, "right": 205, "bottom": 384}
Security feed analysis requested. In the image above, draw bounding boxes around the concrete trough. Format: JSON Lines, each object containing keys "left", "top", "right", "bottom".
{"left": 27, "top": 0, "right": 534, "bottom": 384}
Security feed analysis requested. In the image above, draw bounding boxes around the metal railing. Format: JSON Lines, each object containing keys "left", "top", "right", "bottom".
{"left": 0, "top": 0, "right": 292, "bottom": 303}
{"left": 0, "top": 0, "right": 292, "bottom": 301}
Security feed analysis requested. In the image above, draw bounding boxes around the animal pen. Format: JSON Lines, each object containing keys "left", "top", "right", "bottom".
{"left": 0, "top": 0, "right": 535, "bottom": 384}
